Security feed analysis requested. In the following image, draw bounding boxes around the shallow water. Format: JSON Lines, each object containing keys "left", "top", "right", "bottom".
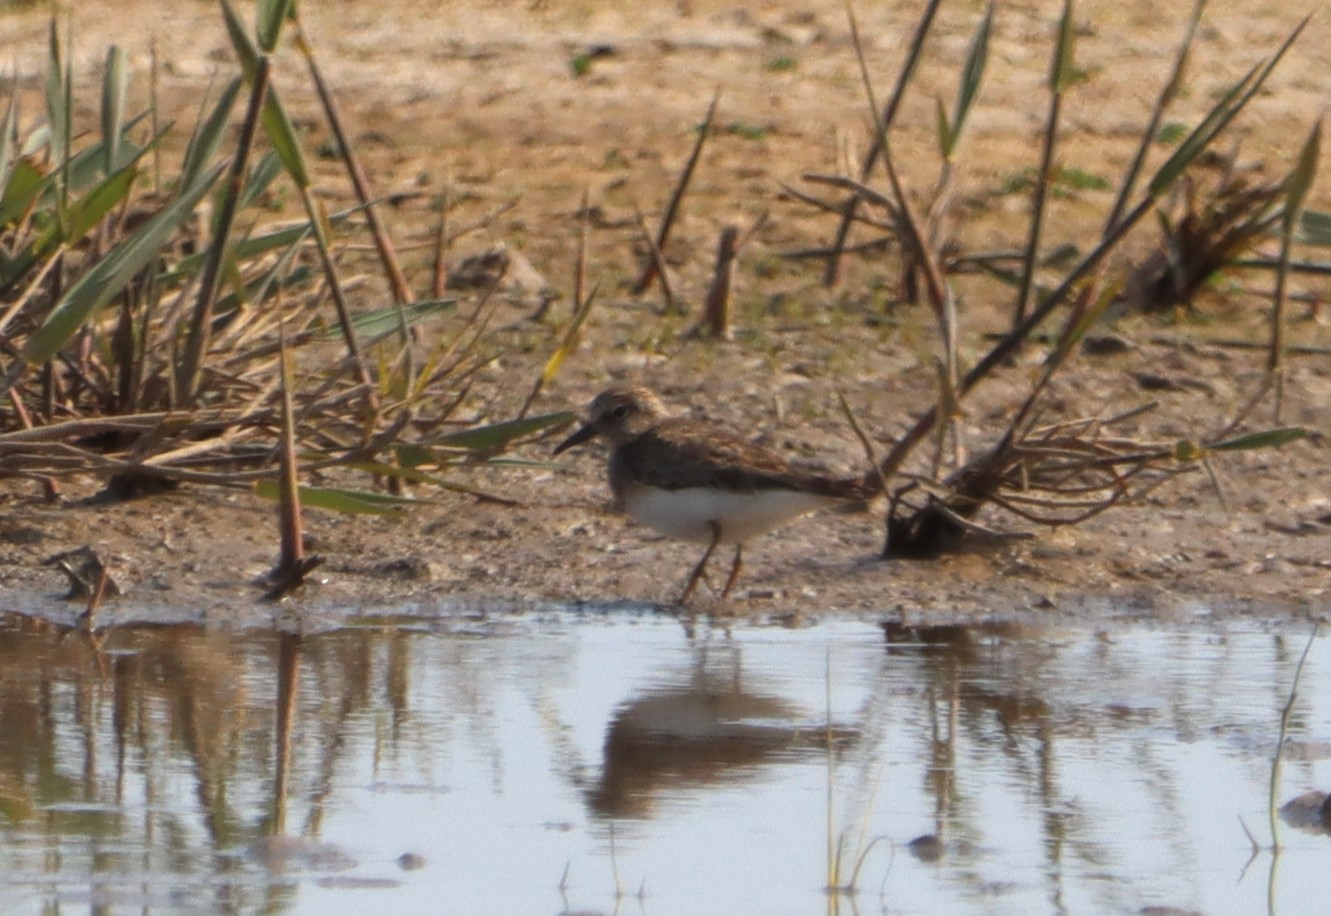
{"left": 0, "top": 608, "right": 1327, "bottom": 915}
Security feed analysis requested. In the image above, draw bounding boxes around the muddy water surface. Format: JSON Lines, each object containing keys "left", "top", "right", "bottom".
{"left": 0, "top": 608, "right": 1327, "bottom": 915}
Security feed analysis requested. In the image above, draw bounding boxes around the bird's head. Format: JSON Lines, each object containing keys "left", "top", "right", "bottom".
{"left": 553, "top": 386, "right": 668, "bottom": 453}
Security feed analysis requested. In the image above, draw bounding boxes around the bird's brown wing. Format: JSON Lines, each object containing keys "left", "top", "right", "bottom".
{"left": 622, "top": 420, "right": 869, "bottom": 499}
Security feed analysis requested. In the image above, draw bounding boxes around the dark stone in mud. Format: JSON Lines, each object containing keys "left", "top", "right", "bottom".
{"left": 1081, "top": 333, "right": 1134, "bottom": 356}
{"left": 376, "top": 557, "right": 437, "bottom": 581}
{"left": 397, "top": 852, "right": 427, "bottom": 870}
{"left": 907, "top": 833, "right": 944, "bottom": 862}
{"left": 0, "top": 523, "right": 47, "bottom": 546}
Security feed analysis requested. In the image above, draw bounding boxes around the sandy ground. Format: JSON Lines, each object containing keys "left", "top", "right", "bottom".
{"left": 1, "top": 1, "right": 1329, "bottom": 625}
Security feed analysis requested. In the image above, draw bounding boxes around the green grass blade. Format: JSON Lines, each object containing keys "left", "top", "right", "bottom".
{"left": 432, "top": 411, "right": 574, "bottom": 452}
{"left": 1050, "top": 280, "right": 1120, "bottom": 364}
{"left": 53, "top": 156, "right": 139, "bottom": 245}
{"left": 166, "top": 207, "right": 357, "bottom": 278}
{"left": 181, "top": 76, "right": 242, "bottom": 191}
{"left": 0, "top": 121, "right": 148, "bottom": 243}
{"left": 393, "top": 445, "right": 435, "bottom": 469}
{"left": 934, "top": 97, "right": 952, "bottom": 160}
{"left": 221, "top": 0, "right": 309, "bottom": 188}
{"left": 22, "top": 161, "right": 225, "bottom": 364}
{"left": 256, "top": 0, "right": 293, "bottom": 52}
{"left": 254, "top": 480, "right": 425, "bottom": 515}
{"left": 0, "top": 158, "right": 48, "bottom": 228}
{"left": 1050, "top": 0, "right": 1078, "bottom": 92}
{"left": 312, "top": 298, "right": 458, "bottom": 340}
{"left": 343, "top": 461, "right": 450, "bottom": 485}
{"left": 1148, "top": 17, "right": 1307, "bottom": 200}
{"left": 1147, "top": 72, "right": 1250, "bottom": 199}
{"left": 345, "top": 461, "right": 521, "bottom": 504}
{"left": 948, "top": 0, "right": 993, "bottom": 155}
{"left": 220, "top": 0, "right": 258, "bottom": 75}
{"left": 259, "top": 92, "right": 309, "bottom": 189}
{"left": 1103, "top": 0, "right": 1205, "bottom": 233}
{"left": 1297, "top": 209, "right": 1331, "bottom": 246}
{"left": 100, "top": 45, "right": 128, "bottom": 176}
{"left": 1269, "top": 119, "right": 1320, "bottom": 376}
{"left": 0, "top": 76, "right": 19, "bottom": 191}
{"left": 238, "top": 149, "right": 283, "bottom": 210}
{"left": 1299, "top": 209, "right": 1331, "bottom": 244}
{"left": 1203, "top": 427, "right": 1306, "bottom": 453}
{"left": 64, "top": 126, "right": 145, "bottom": 194}
{"left": 44, "top": 20, "right": 66, "bottom": 173}
{"left": 14, "top": 125, "right": 162, "bottom": 268}
{"left": 1283, "top": 120, "right": 1321, "bottom": 222}
{"left": 221, "top": 227, "right": 307, "bottom": 317}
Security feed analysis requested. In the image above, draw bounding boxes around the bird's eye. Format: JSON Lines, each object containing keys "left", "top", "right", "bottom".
{"left": 610, "top": 404, "right": 631, "bottom": 420}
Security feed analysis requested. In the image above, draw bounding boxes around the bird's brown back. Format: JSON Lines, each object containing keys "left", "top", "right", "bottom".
{"left": 612, "top": 418, "right": 874, "bottom": 500}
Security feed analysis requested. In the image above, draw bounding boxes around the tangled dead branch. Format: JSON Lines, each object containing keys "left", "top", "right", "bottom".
{"left": 886, "top": 408, "right": 1205, "bottom": 558}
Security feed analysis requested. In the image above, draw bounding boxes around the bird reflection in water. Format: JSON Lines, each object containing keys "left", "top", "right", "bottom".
{"left": 586, "top": 642, "right": 859, "bottom": 819}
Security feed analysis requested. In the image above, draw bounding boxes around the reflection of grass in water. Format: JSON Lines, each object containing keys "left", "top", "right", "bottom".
{"left": 0, "top": 619, "right": 428, "bottom": 851}
{"left": 823, "top": 646, "right": 891, "bottom": 903}
{"left": 1252, "top": 621, "right": 1321, "bottom": 912}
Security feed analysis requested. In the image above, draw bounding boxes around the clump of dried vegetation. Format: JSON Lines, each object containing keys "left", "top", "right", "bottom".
{"left": 0, "top": 2, "right": 573, "bottom": 593}
{"left": 0, "top": 0, "right": 1324, "bottom": 597}
{"left": 790, "top": 0, "right": 1321, "bottom": 558}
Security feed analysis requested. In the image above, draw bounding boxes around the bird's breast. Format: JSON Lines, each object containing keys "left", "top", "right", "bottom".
{"left": 620, "top": 484, "right": 837, "bottom": 544}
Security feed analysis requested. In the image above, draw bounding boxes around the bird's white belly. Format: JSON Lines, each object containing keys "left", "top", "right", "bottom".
{"left": 623, "top": 486, "right": 835, "bottom": 544}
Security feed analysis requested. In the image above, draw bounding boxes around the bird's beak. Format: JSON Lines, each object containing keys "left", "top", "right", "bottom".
{"left": 553, "top": 422, "right": 598, "bottom": 455}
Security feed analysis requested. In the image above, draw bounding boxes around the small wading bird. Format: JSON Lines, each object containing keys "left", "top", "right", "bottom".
{"left": 553, "top": 386, "right": 879, "bottom": 603}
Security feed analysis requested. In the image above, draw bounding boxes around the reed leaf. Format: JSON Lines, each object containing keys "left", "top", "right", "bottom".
{"left": 1269, "top": 119, "right": 1321, "bottom": 377}
{"left": 1283, "top": 121, "right": 1321, "bottom": 219}
{"left": 42, "top": 154, "right": 140, "bottom": 250}
{"left": 238, "top": 149, "right": 284, "bottom": 210}
{"left": 1200, "top": 427, "right": 1306, "bottom": 453}
{"left": 0, "top": 158, "right": 49, "bottom": 231}
{"left": 260, "top": 93, "right": 309, "bottom": 190}
{"left": 1104, "top": 0, "right": 1205, "bottom": 232}
{"left": 1148, "top": 17, "right": 1307, "bottom": 199}
{"left": 312, "top": 298, "right": 458, "bottom": 341}
{"left": 181, "top": 76, "right": 242, "bottom": 191}
{"left": 933, "top": 99, "right": 952, "bottom": 161}
{"left": 13, "top": 112, "right": 150, "bottom": 206}
{"left": 1297, "top": 209, "right": 1331, "bottom": 246}
{"left": 0, "top": 85, "right": 16, "bottom": 194}
{"left": 1014, "top": 0, "right": 1074, "bottom": 326}
{"left": 168, "top": 208, "right": 353, "bottom": 278}
{"left": 1050, "top": 0, "right": 1078, "bottom": 92}
{"left": 432, "top": 411, "right": 573, "bottom": 452}
{"left": 345, "top": 461, "right": 521, "bottom": 504}
{"left": 254, "top": 480, "right": 424, "bottom": 515}
{"left": 44, "top": 20, "right": 66, "bottom": 176}
{"left": 221, "top": 0, "right": 310, "bottom": 188}
{"left": 7, "top": 138, "right": 154, "bottom": 246}
{"left": 220, "top": 231, "right": 308, "bottom": 319}
{"left": 100, "top": 46, "right": 128, "bottom": 177}
{"left": 941, "top": 0, "right": 993, "bottom": 160}
{"left": 21, "top": 161, "right": 225, "bottom": 365}
{"left": 255, "top": 0, "right": 293, "bottom": 53}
